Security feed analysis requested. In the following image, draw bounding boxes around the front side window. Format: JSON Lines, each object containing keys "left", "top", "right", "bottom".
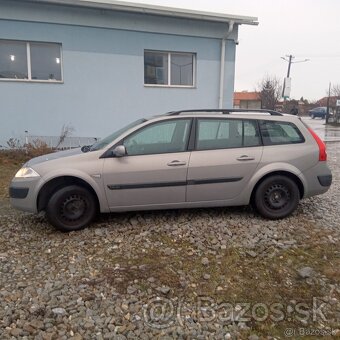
{"left": 124, "top": 119, "right": 191, "bottom": 156}
{"left": 259, "top": 121, "right": 305, "bottom": 145}
{"left": 144, "top": 51, "right": 195, "bottom": 87}
{"left": 0, "top": 40, "right": 62, "bottom": 82}
{"left": 196, "top": 119, "right": 261, "bottom": 150}
{"left": 90, "top": 119, "right": 146, "bottom": 151}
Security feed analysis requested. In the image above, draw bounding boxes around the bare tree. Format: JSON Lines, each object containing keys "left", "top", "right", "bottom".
{"left": 6, "top": 138, "right": 23, "bottom": 149}
{"left": 330, "top": 84, "right": 340, "bottom": 97}
{"left": 56, "top": 124, "right": 75, "bottom": 149}
{"left": 256, "top": 76, "right": 282, "bottom": 110}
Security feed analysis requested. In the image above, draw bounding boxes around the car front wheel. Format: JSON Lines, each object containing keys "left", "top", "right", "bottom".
{"left": 46, "top": 185, "right": 97, "bottom": 232}
{"left": 311, "top": 114, "right": 315, "bottom": 119}
{"left": 254, "top": 175, "right": 300, "bottom": 219}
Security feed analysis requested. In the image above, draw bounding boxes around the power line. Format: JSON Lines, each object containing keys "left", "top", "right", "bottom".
{"left": 281, "top": 55, "right": 309, "bottom": 99}
{"left": 294, "top": 54, "right": 340, "bottom": 59}
{"left": 281, "top": 55, "right": 309, "bottom": 77}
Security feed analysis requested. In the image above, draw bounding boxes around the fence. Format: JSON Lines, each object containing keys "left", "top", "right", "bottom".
{"left": 27, "top": 135, "right": 99, "bottom": 149}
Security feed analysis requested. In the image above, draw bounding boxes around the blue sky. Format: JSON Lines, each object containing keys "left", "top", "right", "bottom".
{"left": 120, "top": 0, "right": 340, "bottom": 101}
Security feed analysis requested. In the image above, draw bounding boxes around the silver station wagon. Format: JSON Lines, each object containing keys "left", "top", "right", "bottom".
{"left": 10, "top": 109, "right": 332, "bottom": 232}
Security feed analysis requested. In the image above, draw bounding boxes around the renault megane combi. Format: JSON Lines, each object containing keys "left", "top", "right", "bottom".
{"left": 10, "top": 109, "right": 332, "bottom": 232}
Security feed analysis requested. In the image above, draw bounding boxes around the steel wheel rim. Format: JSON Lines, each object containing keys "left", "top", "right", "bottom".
{"left": 59, "top": 194, "right": 87, "bottom": 222}
{"left": 264, "top": 183, "right": 290, "bottom": 210}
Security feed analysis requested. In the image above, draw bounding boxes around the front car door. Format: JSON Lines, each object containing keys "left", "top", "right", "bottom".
{"left": 103, "top": 118, "right": 192, "bottom": 210}
{"left": 187, "top": 117, "right": 263, "bottom": 202}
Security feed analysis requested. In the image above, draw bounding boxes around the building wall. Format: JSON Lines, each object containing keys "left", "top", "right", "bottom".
{"left": 0, "top": 2, "right": 237, "bottom": 146}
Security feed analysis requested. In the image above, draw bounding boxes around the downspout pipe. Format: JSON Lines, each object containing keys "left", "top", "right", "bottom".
{"left": 218, "top": 21, "right": 234, "bottom": 109}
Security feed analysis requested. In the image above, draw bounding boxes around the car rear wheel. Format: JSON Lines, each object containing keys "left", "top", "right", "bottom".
{"left": 46, "top": 185, "right": 97, "bottom": 232}
{"left": 254, "top": 175, "right": 299, "bottom": 219}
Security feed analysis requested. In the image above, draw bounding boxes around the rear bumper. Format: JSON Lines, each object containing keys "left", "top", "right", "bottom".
{"left": 300, "top": 162, "right": 332, "bottom": 198}
{"left": 318, "top": 174, "right": 332, "bottom": 187}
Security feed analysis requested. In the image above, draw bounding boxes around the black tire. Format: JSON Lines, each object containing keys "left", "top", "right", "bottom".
{"left": 46, "top": 185, "right": 97, "bottom": 232}
{"left": 254, "top": 175, "right": 299, "bottom": 219}
{"left": 311, "top": 114, "right": 315, "bottom": 119}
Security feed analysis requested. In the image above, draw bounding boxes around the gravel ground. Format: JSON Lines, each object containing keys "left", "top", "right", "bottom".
{"left": 0, "top": 143, "right": 339, "bottom": 339}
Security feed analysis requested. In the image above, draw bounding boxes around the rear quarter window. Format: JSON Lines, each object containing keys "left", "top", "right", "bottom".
{"left": 259, "top": 120, "right": 305, "bottom": 145}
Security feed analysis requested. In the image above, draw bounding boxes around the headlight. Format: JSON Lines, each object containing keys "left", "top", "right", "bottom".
{"left": 15, "top": 167, "right": 40, "bottom": 178}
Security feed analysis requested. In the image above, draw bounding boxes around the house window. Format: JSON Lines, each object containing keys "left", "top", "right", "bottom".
{"left": 144, "top": 50, "right": 195, "bottom": 87}
{"left": 0, "top": 40, "right": 62, "bottom": 82}
{"left": 0, "top": 40, "right": 28, "bottom": 79}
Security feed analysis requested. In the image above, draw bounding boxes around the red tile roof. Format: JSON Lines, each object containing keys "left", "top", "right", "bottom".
{"left": 234, "top": 91, "right": 260, "bottom": 106}
{"left": 317, "top": 96, "right": 339, "bottom": 107}
{"left": 234, "top": 91, "right": 260, "bottom": 101}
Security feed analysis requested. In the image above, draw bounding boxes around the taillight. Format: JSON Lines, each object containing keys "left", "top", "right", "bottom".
{"left": 308, "top": 127, "right": 327, "bottom": 161}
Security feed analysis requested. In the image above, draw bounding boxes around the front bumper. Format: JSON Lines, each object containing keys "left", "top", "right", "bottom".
{"left": 9, "top": 187, "right": 29, "bottom": 199}
{"left": 9, "top": 177, "right": 41, "bottom": 213}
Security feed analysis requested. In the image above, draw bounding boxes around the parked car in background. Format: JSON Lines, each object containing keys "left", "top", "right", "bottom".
{"left": 10, "top": 109, "right": 332, "bottom": 232}
{"left": 308, "top": 107, "right": 328, "bottom": 119}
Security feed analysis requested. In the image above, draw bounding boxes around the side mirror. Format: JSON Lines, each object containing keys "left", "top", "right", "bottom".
{"left": 81, "top": 145, "right": 91, "bottom": 153}
{"left": 112, "top": 145, "right": 127, "bottom": 157}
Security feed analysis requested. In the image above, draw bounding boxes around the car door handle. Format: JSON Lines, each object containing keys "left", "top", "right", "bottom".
{"left": 237, "top": 155, "right": 255, "bottom": 161}
{"left": 167, "top": 160, "right": 187, "bottom": 166}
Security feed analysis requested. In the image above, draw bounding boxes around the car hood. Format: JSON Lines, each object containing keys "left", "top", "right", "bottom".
{"left": 26, "top": 148, "right": 83, "bottom": 167}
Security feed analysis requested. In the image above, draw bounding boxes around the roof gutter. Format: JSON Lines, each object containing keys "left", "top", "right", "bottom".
{"left": 218, "top": 21, "right": 234, "bottom": 109}
{"left": 21, "top": 0, "right": 258, "bottom": 25}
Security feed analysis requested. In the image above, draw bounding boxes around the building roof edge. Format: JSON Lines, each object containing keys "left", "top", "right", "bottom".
{"left": 22, "top": 0, "right": 258, "bottom": 25}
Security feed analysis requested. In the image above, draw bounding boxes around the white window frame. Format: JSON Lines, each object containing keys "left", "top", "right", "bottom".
{"left": 144, "top": 50, "right": 196, "bottom": 88}
{"left": 0, "top": 39, "right": 63, "bottom": 83}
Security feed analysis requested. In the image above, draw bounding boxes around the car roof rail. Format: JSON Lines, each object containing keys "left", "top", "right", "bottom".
{"left": 167, "top": 109, "right": 283, "bottom": 116}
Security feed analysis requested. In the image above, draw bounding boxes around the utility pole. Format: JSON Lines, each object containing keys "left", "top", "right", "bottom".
{"left": 281, "top": 55, "right": 309, "bottom": 105}
{"left": 326, "top": 82, "right": 331, "bottom": 124}
{"left": 281, "top": 55, "right": 294, "bottom": 100}
{"left": 286, "top": 55, "right": 293, "bottom": 78}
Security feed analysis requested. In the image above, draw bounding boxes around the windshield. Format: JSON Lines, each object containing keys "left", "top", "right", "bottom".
{"left": 90, "top": 118, "right": 146, "bottom": 151}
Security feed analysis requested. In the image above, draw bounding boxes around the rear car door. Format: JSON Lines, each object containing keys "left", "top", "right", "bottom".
{"left": 187, "top": 118, "right": 263, "bottom": 202}
{"left": 103, "top": 118, "right": 192, "bottom": 209}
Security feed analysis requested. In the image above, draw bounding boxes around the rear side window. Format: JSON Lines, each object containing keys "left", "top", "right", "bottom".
{"left": 259, "top": 120, "right": 305, "bottom": 145}
{"left": 196, "top": 119, "right": 261, "bottom": 150}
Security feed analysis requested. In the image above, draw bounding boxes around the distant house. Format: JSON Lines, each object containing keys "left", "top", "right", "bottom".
{"left": 317, "top": 96, "right": 339, "bottom": 109}
{"left": 233, "top": 91, "right": 261, "bottom": 109}
{"left": 0, "top": 0, "right": 257, "bottom": 147}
